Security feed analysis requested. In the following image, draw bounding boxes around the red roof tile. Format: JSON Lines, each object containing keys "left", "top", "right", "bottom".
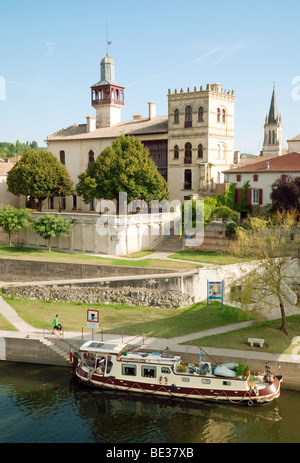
{"left": 223, "top": 152, "right": 300, "bottom": 174}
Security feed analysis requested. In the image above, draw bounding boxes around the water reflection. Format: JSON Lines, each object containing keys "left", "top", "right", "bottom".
{"left": 0, "top": 362, "right": 297, "bottom": 443}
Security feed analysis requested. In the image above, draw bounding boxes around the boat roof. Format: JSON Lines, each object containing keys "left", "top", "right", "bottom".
{"left": 79, "top": 341, "right": 127, "bottom": 355}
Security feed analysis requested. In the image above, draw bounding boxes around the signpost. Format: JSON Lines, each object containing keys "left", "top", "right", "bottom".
{"left": 87, "top": 309, "right": 99, "bottom": 339}
{"left": 207, "top": 281, "right": 223, "bottom": 306}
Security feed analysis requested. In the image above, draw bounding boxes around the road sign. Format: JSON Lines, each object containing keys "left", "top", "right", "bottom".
{"left": 87, "top": 309, "right": 99, "bottom": 329}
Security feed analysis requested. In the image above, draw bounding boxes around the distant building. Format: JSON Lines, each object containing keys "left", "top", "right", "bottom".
{"left": 223, "top": 152, "right": 300, "bottom": 208}
{"left": 46, "top": 54, "right": 236, "bottom": 211}
{"left": 261, "top": 86, "right": 283, "bottom": 157}
{"left": 287, "top": 133, "right": 300, "bottom": 154}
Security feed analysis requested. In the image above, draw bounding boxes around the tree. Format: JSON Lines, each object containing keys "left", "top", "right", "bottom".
{"left": 31, "top": 215, "right": 74, "bottom": 251}
{"left": 0, "top": 206, "right": 31, "bottom": 245}
{"left": 230, "top": 211, "right": 300, "bottom": 335}
{"left": 7, "top": 148, "right": 74, "bottom": 211}
{"left": 270, "top": 175, "right": 300, "bottom": 213}
{"left": 76, "top": 135, "right": 169, "bottom": 211}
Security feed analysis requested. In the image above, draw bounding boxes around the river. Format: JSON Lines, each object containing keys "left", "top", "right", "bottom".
{"left": 0, "top": 361, "right": 299, "bottom": 445}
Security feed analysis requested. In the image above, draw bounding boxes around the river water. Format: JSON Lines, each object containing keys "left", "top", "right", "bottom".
{"left": 0, "top": 361, "right": 299, "bottom": 445}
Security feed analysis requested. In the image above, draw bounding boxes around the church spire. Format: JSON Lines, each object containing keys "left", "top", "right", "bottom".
{"left": 268, "top": 85, "right": 278, "bottom": 124}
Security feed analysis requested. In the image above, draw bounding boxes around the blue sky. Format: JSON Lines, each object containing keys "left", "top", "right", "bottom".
{"left": 1, "top": 0, "right": 300, "bottom": 154}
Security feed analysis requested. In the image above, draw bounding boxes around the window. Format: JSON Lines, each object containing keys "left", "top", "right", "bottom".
{"left": 272, "top": 130, "right": 275, "bottom": 144}
{"left": 59, "top": 151, "right": 65, "bottom": 165}
{"left": 253, "top": 174, "right": 258, "bottom": 182}
{"left": 222, "top": 108, "right": 226, "bottom": 123}
{"left": 217, "top": 108, "right": 221, "bottom": 122}
{"left": 184, "top": 169, "right": 192, "bottom": 190}
{"left": 161, "top": 367, "right": 171, "bottom": 374}
{"left": 174, "top": 109, "right": 179, "bottom": 124}
{"left": 72, "top": 195, "right": 77, "bottom": 210}
{"left": 141, "top": 366, "right": 157, "bottom": 378}
{"left": 223, "top": 381, "right": 231, "bottom": 386}
{"left": 174, "top": 145, "right": 179, "bottom": 159}
{"left": 185, "top": 106, "right": 192, "bottom": 127}
{"left": 122, "top": 364, "right": 137, "bottom": 376}
{"left": 198, "top": 106, "right": 204, "bottom": 122}
{"left": 236, "top": 175, "right": 241, "bottom": 182}
{"left": 181, "top": 377, "right": 190, "bottom": 382}
{"left": 89, "top": 199, "right": 94, "bottom": 211}
{"left": 88, "top": 150, "right": 95, "bottom": 166}
{"left": 198, "top": 144, "right": 203, "bottom": 158}
{"left": 201, "top": 379, "right": 211, "bottom": 384}
{"left": 251, "top": 189, "right": 259, "bottom": 205}
{"left": 269, "top": 131, "right": 272, "bottom": 144}
{"left": 184, "top": 142, "right": 192, "bottom": 164}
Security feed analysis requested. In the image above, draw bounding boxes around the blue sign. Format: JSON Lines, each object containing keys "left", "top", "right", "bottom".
{"left": 207, "top": 281, "right": 223, "bottom": 306}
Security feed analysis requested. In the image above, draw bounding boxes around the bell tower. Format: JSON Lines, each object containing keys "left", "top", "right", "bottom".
{"left": 91, "top": 55, "right": 124, "bottom": 128}
{"left": 262, "top": 86, "right": 283, "bottom": 156}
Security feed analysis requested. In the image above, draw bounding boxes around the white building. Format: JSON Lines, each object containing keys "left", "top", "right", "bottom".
{"left": 46, "top": 54, "right": 237, "bottom": 211}
{"left": 223, "top": 152, "right": 300, "bottom": 208}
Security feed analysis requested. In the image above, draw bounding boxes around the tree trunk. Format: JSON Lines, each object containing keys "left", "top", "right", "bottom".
{"left": 48, "top": 239, "right": 51, "bottom": 252}
{"left": 279, "top": 295, "right": 288, "bottom": 335}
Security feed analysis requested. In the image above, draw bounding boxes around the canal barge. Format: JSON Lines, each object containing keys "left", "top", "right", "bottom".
{"left": 71, "top": 340, "right": 282, "bottom": 406}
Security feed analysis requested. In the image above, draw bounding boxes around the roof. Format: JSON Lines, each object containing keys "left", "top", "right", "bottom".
{"left": 223, "top": 152, "right": 300, "bottom": 174}
{"left": 287, "top": 133, "right": 300, "bottom": 142}
{"left": 0, "top": 161, "right": 16, "bottom": 175}
{"left": 79, "top": 341, "right": 127, "bottom": 355}
{"left": 268, "top": 87, "right": 279, "bottom": 124}
{"left": 47, "top": 116, "right": 168, "bottom": 141}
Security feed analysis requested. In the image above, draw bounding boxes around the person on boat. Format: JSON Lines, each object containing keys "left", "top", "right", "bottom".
{"left": 52, "top": 314, "right": 62, "bottom": 335}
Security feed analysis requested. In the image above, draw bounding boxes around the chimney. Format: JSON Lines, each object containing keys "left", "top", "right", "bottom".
{"left": 267, "top": 162, "right": 270, "bottom": 170}
{"left": 148, "top": 102, "right": 156, "bottom": 120}
{"left": 86, "top": 116, "right": 96, "bottom": 132}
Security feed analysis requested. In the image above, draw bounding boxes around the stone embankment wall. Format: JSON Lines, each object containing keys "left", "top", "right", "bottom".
{"left": 0, "top": 258, "right": 177, "bottom": 282}
{"left": 2, "top": 285, "right": 194, "bottom": 308}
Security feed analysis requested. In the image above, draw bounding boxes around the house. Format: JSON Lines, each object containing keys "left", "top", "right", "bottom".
{"left": 46, "top": 54, "right": 236, "bottom": 212}
{"left": 0, "top": 159, "right": 21, "bottom": 207}
{"left": 287, "top": 133, "right": 300, "bottom": 154}
{"left": 223, "top": 152, "right": 300, "bottom": 208}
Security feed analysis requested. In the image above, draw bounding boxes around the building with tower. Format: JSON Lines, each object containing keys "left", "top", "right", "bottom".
{"left": 261, "top": 86, "right": 283, "bottom": 157}
{"left": 46, "top": 54, "right": 237, "bottom": 211}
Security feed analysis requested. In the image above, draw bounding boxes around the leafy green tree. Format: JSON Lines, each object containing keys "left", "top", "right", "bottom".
{"left": 0, "top": 206, "right": 31, "bottom": 245}
{"left": 76, "top": 134, "right": 169, "bottom": 211}
{"left": 7, "top": 148, "right": 74, "bottom": 211}
{"left": 31, "top": 215, "right": 74, "bottom": 251}
{"left": 230, "top": 211, "right": 300, "bottom": 335}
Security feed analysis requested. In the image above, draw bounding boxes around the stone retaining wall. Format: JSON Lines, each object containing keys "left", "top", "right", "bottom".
{"left": 2, "top": 285, "right": 194, "bottom": 308}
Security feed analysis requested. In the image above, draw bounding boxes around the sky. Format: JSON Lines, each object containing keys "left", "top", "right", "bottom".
{"left": 0, "top": 0, "right": 300, "bottom": 155}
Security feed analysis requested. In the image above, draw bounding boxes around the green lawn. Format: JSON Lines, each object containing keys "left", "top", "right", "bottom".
{"left": 168, "top": 250, "right": 253, "bottom": 265}
{"left": 193, "top": 315, "right": 300, "bottom": 355}
{"left": 1, "top": 298, "right": 253, "bottom": 338}
{"left": 0, "top": 245, "right": 200, "bottom": 270}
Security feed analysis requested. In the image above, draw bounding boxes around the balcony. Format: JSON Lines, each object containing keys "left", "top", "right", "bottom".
{"left": 92, "top": 97, "right": 124, "bottom": 106}
{"left": 184, "top": 157, "right": 192, "bottom": 164}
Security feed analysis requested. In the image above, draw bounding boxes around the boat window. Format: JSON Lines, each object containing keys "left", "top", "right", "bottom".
{"left": 181, "top": 377, "right": 190, "bottom": 382}
{"left": 223, "top": 381, "right": 231, "bottom": 386}
{"left": 141, "top": 366, "right": 157, "bottom": 378}
{"left": 122, "top": 364, "right": 137, "bottom": 376}
{"left": 161, "top": 367, "right": 171, "bottom": 374}
{"left": 201, "top": 379, "right": 211, "bottom": 384}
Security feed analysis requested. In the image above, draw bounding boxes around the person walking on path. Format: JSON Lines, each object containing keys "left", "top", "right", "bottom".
{"left": 52, "top": 314, "right": 62, "bottom": 335}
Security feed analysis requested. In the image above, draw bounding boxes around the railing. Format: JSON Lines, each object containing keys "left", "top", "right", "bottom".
{"left": 92, "top": 98, "right": 124, "bottom": 106}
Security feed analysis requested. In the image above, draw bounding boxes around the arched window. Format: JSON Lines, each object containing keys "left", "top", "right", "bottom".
{"left": 198, "top": 144, "right": 203, "bottom": 158}
{"left": 185, "top": 106, "right": 192, "bottom": 127}
{"left": 88, "top": 150, "right": 95, "bottom": 166}
{"left": 184, "top": 142, "right": 192, "bottom": 164}
{"left": 174, "top": 145, "right": 179, "bottom": 159}
{"left": 174, "top": 109, "right": 179, "bottom": 123}
{"left": 269, "top": 131, "right": 272, "bottom": 144}
{"left": 222, "top": 109, "right": 226, "bottom": 123}
{"left": 217, "top": 144, "right": 221, "bottom": 159}
{"left": 198, "top": 106, "right": 204, "bottom": 122}
{"left": 217, "top": 108, "right": 221, "bottom": 122}
{"left": 272, "top": 131, "right": 275, "bottom": 144}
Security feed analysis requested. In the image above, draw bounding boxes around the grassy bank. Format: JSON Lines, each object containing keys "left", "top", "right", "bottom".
{"left": 168, "top": 250, "right": 252, "bottom": 265}
{"left": 1, "top": 298, "right": 253, "bottom": 338}
{"left": 0, "top": 245, "right": 201, "bottom": 270}
{"left": 193, "top": 315, "right": 300, "bottom": 355}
